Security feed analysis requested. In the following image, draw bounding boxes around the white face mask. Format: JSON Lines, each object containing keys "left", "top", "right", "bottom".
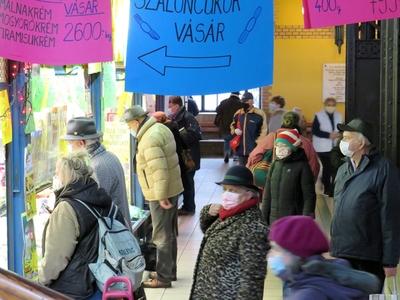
{"left": 325, "top": 106, "right": 336, "bottom": 114}
{"left": 52, "top": 175, "right": 63, "bottom": 191}
{"left": 269, "top": 102, "right": 279, "bottom": 112}
{"left": 339, "top": 140, "right": 354, "bottom": 158}
{"left": 275, "top": 146, "right": 291, "bottom": 160}
{"left": 167, "top": 108, "right": 175, "bottom": 117}
{"left": 221, "top": 191, "right": 242, "bottom": 210}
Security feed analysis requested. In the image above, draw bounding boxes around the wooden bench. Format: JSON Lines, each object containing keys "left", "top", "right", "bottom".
{"left": 0, "top": 268, "right": 71, "bottom": 299}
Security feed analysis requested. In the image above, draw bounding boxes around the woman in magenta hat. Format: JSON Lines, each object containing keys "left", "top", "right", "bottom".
{"left": 267, "top": 216, "right": 380, "bottom": 299}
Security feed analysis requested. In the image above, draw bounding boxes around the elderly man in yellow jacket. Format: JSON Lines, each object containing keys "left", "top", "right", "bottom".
{"left": 124, "top": 106, "right": 183, "bottom": 288}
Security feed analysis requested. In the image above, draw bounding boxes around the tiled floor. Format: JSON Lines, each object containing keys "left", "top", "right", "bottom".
{"left": 144, "top": 158, "right": 332, "bottom": 300}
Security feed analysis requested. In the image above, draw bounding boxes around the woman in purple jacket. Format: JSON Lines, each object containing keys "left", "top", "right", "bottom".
{"left": 267, "top": 216, "right": 380, "bottom": 300}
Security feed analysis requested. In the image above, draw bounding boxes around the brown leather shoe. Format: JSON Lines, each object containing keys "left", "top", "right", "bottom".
{"left": 143, "top": 278, "right": 171, "bottom": 288}
{"left": 149, "top": 272, "right": 177, "bottom": 281}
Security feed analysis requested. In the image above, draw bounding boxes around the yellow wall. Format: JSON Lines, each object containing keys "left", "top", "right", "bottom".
{"left": 272, "top": 0, "right": 346, "bottom": 122}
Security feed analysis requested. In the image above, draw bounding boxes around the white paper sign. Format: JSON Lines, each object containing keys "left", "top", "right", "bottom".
{"left": 323, "top": 63, "right": 346, "bottom": 103}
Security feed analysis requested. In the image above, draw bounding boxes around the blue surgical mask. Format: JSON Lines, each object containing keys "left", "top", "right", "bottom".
{"left": 268, "top": 255, "right": 286, "bottom": 276}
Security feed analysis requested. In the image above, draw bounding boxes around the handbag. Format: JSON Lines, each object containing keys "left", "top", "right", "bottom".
{"left": 182, "top": 148, "right": 196, "bottom": 172}
{"left": 229, "top": 119, "right": 241, "bottom": 151}
{"left": 370, "top": 277, "right": 400, "bottom": 300}
{"left": 139, "top": 242, "right": 157, "bottom": 272}
{"left": 249, "top": 150, "right": 274, "bottom": 188}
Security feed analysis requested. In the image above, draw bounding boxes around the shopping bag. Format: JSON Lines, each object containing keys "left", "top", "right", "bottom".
{"left": 181, "top": 149, "right": 196, "bottom": 172}
{"left": 229, "top": 135, "right": 241, "bottom": 152}
{"left": 370, "top": 277, "right": 400, "bottom": 300}
{"left": 230, "top": 119, "right": 241, "bottom": 152}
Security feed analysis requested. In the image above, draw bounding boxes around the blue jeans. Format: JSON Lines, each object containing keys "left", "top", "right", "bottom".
{"left": 222, "top": 134, "right": 233, "bottom": 156}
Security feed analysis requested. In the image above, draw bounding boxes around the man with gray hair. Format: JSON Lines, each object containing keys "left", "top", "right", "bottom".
{"left": 63, "top": 117, "right": 131, "bottom": 223}
{"left": 330, "top": 118, "right": 400, "bottom": 290}
{"left": 123, "top": 106, "right": 183, "bottom": 288}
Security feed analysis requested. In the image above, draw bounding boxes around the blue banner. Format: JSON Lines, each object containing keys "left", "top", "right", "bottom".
{"left": 125, "top": 0, "right": 274, "bottom": 95}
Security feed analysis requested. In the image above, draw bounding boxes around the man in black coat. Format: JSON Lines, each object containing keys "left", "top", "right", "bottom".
{"left": 186, "top": 96, "right": 199, "bottom": 116}
{"left": 168, "top": 96, "right": 202, "bottom": 215}
{"left": 215, "top": 92, "right": 244, "bottom": 163}
{"left": 331, "top": 118, "right": 400, "bottom": 290}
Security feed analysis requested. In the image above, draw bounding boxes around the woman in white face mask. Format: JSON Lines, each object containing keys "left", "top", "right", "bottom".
{"left": 40, "top": 152, "right": 128, "bottom": 299}
{"left": 261, "top": 129, "right": 316, "bottom": 225}
{"left": 190, "top": 165, "right": 269, "bottom": 300}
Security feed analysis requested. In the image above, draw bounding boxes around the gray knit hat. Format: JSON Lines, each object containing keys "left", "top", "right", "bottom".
{"left": 123, "top": 106, "right": 148, "bottom": 123}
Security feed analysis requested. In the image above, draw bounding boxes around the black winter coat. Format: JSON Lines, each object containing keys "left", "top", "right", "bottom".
{"left": 261, "top": 148, "right": 316, "bottom": 225}
{"left": 44, "top": 176, "right": 124, "bottom": 299}
{"left": 163, "top": 120, "right": 187, "bottom": 175}
{"left": 215, "top": 95, "right": 244, "bottom": 135}
{"left": 172, "top": 107, "right": 202, "bottom": 170}
{"left": 331, "top": 150, "right": 400, "bottom": 266}
{"left": 190, "top": 204, "right": 269, "bottom": 300}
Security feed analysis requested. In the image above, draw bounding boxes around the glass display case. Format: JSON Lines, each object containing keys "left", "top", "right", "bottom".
{"left": 26, "top": 65, "right": 92, "bottom": 266}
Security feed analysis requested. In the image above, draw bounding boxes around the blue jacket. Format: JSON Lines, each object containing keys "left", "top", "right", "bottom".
{"left": 230, "top": 107, "right": 266, "bottom": 156}
{"left": 331, "top": 149, "right": 400, "bottom": 266}
{"left": 285, "top": 256, "right": 380, "bottom": 300}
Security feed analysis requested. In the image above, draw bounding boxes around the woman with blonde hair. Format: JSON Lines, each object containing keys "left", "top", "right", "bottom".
{"left": 39, "top": 152, "right": 125, "bottom": 299}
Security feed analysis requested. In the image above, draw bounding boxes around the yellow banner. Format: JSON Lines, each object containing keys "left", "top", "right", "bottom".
{"left": 0, "top": 89, "right": 12, "bottom": 145}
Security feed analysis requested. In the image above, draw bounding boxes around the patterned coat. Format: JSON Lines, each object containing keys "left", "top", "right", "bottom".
{"left": 190, "top": 205, "right": 269, "bottom": 300}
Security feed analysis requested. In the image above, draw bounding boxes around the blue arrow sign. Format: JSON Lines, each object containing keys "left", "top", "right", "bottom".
{"left": 125, "top": 0, "right": 274, "bottom": 95}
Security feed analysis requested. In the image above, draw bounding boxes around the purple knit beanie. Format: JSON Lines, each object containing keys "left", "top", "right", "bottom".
{"left": 268, "top": 216, "right": 329, "bottom": 258}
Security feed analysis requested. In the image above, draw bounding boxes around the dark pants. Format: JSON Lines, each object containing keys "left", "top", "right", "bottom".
{"left": 318, "top": 152, "right": 333, "bottom": 196}
{"left": 181, "top": 170, "right": 196, "bottom": 212}
{"left": 222, "top": 134, "right": 233, "bottom": 157}
{"left": 345, "top": 257, "right": 385, "bottom": 291}
{"left": 149, "top": 196, "right": 178, "bottom": 282}
{"left": 238, "top": 155, "right": 248, "bottom": 166}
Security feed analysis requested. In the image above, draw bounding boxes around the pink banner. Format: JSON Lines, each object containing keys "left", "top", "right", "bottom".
{"left": 0, "top": 0, "right": 112, "bottom": 65}
{"left": 303, "top": 0, "right": 400, "bottom": 28}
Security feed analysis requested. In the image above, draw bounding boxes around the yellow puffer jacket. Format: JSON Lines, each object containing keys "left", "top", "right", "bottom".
{"left": 136, "top": 117, "right": 183, "bottom": 201}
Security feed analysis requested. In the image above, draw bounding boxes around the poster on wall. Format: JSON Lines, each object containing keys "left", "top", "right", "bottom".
{"left": 323, "top": 63, "right": 345, "bottom": 103}
{"left": 0, "top": 0, "right": 113, "bottom": 65}
{"left": 0, "top": 89, "right": 12, "bottom": 144}
{"left": 125, "top": 0, "right": 274, "bottom": 95}
{"left": 303, "top": 0, "right": 400, "bottom": 28}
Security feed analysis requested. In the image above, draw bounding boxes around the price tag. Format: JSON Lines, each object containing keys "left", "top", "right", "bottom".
{"left": 303, "top": 0, "right": 400, "bottom": 28}
{"left": 0, "top": 0, "right": 113, "bottom": 64}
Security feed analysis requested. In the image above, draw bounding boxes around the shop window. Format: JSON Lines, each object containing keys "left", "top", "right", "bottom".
{"left": 102, "top": 65, "right": 133, "bottom": 205}
{"left": 27, "top": 65, "right": 92, "bottom": 262}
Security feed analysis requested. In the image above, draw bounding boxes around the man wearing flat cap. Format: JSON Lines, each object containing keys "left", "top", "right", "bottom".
{"left": 330, "top": 118, "right": 400, "bottom": 290}
{"left": 123, "top": 105, "right": 183, "bottom": 288}
{"left": 63, "top": 117, "right": 131, "bottom": 223}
